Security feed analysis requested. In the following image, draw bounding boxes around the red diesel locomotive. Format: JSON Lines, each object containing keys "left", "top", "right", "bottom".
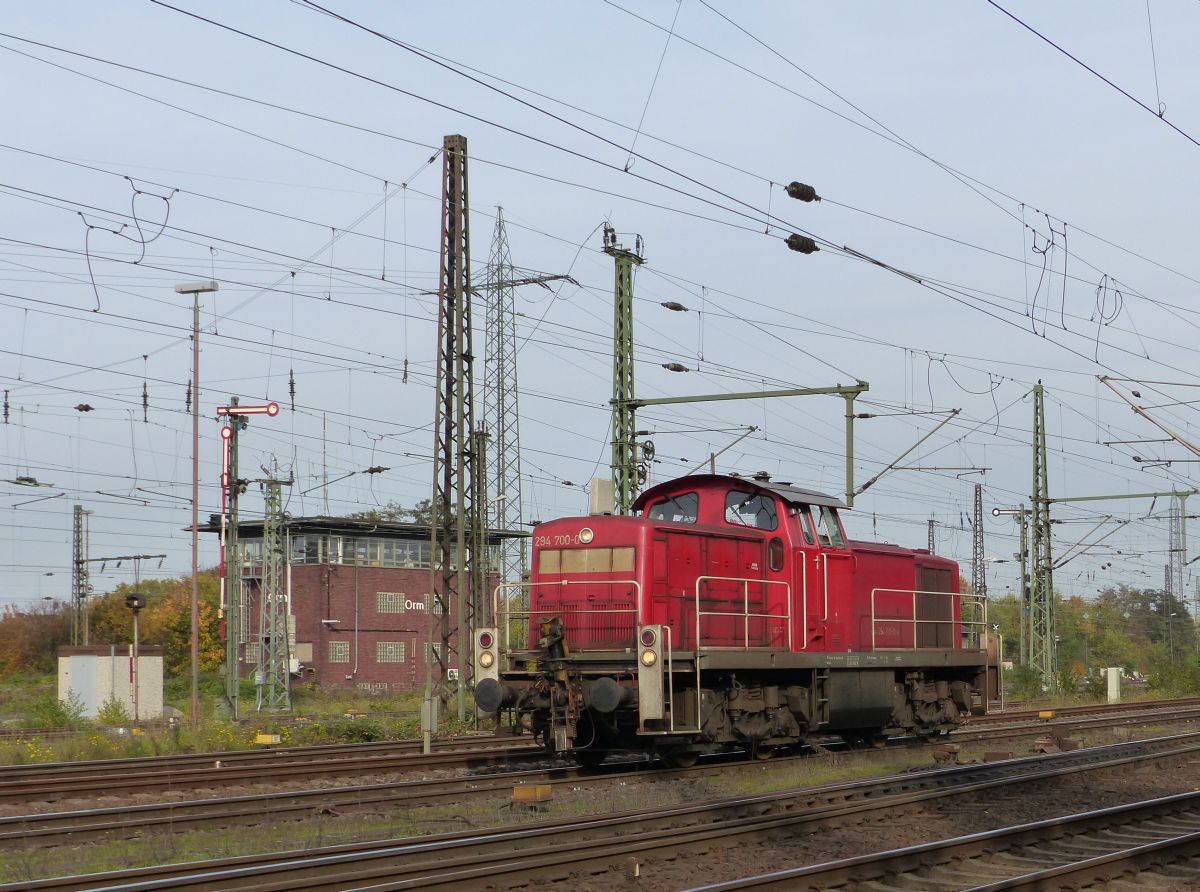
{"left": 474, "top": 473, "right": 995, "bottom": 765}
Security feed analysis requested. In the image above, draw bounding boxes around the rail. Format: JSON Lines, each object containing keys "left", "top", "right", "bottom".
{"left": 492, "top": 579, "right": 642, "bottom": 654}
{"left": 869, "top": 587, "right": 987, "bottom": 651}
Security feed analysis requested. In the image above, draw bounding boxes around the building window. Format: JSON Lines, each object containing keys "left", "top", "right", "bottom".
{"left": 244, "top": 642, "right": 260, "bottom": 664}
{"left": 377, "top": 641, "right": 407, "bottom": 663}
{"left": 329, "top": 640, "right": 350, "bottom": 663}
{"left": 377, "top": 591, "right": 406, "bottom": 613}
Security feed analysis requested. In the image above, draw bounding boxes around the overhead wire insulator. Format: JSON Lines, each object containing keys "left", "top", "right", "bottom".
{"left": 185, "top": 379, "right": 192, "bottom": 413}
{"left": 785, "top": 181, "right": 820, "bottom": 202}
{"left": 2, "top": 389, "right": 8, "bottom": 424}
{"left": 288, "top": 369, "right": 296, "bottom": 411}
{"left": 142, "top": 382, "right": 149, "bottom": 423}
{"left": 785, "top": 234, "right": 819, "bottom": 254}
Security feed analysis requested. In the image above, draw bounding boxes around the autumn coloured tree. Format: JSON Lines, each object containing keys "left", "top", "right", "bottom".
{"left": 87, "top": 571, "right": 224, "bottom": 676}
{"left": 0, "top": 571, "right": 223, "bottom": 679}
{"left": 0, "top": 601, "right": 70, "bottom": 677}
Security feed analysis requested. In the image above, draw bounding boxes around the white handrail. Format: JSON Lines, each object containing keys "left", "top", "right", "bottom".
{"left": 799, "top": 555, "right": 808, "bottom": 650}
{"left": 869, "top": 587, "right": 988, "bottom": 651}
{"left": 492, "top": 579, "right": 642, "bottom": 653}
{"left": 693, "top": 575, "right": 792, "bottom": 651}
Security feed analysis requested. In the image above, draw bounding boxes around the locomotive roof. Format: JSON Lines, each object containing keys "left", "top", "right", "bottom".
{"left": 634, "top": 474, "right": 846, "bottom": 511}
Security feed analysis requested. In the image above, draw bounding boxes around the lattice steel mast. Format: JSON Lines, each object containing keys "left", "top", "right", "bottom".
{"left": 604, "top": 225, "right": 644, "bottom": 515}
{"left": 1169, "top": 495, "right": 1186, "bottom": 631}
{"left": 430, "top": 134, "right": 483, "bottom": 721}
{"left": 256, "top": 477, "right": 290, "bottom": 711}
{"left": 71, "top": 504, "right": 92, "bottom": 645}
{"left": 972, "top": 483, "right": 987, "bottom": 600}
{"left": 1029, "top": 383, "right": 1055, "bottom": 687}
{"left": 483, "top": 209, "right": 526, "bottom": 588}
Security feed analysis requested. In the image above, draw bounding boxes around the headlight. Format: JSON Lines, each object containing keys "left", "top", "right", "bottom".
{"left": 640, "top": 650, "right": 657, "bottom": 667}
{"left": 578, "top": 527, "right": 594, "bottom": 544}
{"left": 479, "top": 651, "right": 495, "bottom": 669}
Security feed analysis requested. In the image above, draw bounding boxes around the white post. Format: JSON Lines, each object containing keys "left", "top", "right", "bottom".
{"left": 1106, "top": 667, "right": 1121, "bottom": 704}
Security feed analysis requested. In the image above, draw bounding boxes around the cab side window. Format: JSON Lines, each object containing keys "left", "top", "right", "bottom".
{"left": 725, "top": 490, "right": 778, "bottom": 531}
{"left": 793, "top": 507, "right": 815, "bottom": 545}
{"left": 814, "top": 505, "right": 846, "bottom": 548}
{"left": 647, "top": 491, "right": 698, "bottom": 524}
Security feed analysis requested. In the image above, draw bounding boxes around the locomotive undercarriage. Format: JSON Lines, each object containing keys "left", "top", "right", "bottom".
{"left": 500, "top": 658, "right": 983, "bottom": 765}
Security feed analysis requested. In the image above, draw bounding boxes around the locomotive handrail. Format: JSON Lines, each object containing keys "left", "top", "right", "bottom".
{"left": 799, "top": 556, "right": 808, "bottom": 650}
{"left": 491, "top": 579, "right": 642, "bottom": 653}
{"left": 869, "top": 587, "right": 988, "bottom": 652}
{"left": 693, "top": 575, "right": 792, "bottom": 651}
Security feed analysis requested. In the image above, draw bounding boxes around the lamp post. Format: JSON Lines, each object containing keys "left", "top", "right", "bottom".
{"left": 175, "top": 280, "right": 219, "bottom": 726}
{"left": 125, "top": 592, "right": 146, "bottom": 723}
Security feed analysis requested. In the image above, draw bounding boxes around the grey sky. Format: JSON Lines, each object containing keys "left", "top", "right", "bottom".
{"left": 1, "top": 1, "right": 1198, "bottom": 608}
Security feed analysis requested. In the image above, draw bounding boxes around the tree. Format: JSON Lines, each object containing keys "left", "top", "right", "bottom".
{"left": 349, "top": 499, "right": 432, "bottom": 525}
{"left": 0, "top": 601, "right": 70, "bottom": 677}
{"left": 86, "top": 571, "right": 223, "bottom": 677}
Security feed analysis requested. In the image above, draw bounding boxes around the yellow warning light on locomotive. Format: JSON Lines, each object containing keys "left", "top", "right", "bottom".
{"left": 479, "top": 651, "right": 495, "bottom": 669}
{"left": 640, "top": 649, "right": 658, "bottom": 667}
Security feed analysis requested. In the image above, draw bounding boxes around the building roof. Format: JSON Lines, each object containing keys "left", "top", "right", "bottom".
{"left": 199, "top": 514, "right": 527, "bottom": 541}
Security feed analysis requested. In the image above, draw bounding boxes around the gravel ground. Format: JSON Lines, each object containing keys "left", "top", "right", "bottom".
{"left": 6, "top": 727, "right": 1200, "bottom": 889}
{"left": 521, "top": 746, "right": 1200, "bottom": 892}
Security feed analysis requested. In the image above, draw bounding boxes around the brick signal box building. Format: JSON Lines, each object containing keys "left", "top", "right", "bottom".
{"left": 210, "top": 516, "right": 515, "bottom": 693}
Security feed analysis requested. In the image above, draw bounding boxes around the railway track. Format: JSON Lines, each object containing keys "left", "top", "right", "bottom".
{"left": 6, "top": 699, "right": 1200, "bottom": 851}
{"left": 10, "top": 730, "right": 1200, "bottom": 890}
{"left": 971, "top": 694, "right": 1200, "bottom": 725}
{"left": 0, "top": 736, "right": 539, "bottom": 805}
{"left": 950, "top": 702, "right": 1200, "bottom": 745}
{"left": 3, "top": 700, "right": 1200, "bottom": 849}
{"left": 691, "top": 790, "right": 1200, "bottom": 890}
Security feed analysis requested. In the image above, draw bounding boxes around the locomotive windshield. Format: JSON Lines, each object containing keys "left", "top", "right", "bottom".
{"left": 646, "top": 491, "right": 698, "bottom": 523}
{"left": 724, "top": 490, "right": 778, "bottom": 530}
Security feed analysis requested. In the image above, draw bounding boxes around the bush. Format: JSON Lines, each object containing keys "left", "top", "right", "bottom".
{"left": 1082, "top": 672, "right": 1109, "bottom": 700}
{"left": 21, "top": 691, "right": 86, "bottom": 729}
{"left": 1145, "top": 647, "right": 1199, "bottom": 696}
{"left": 96, "top": 696, "right": 132, "bottom": 726}
{"left": 1006, "top": 664, "right": 1046, "bottom": 701}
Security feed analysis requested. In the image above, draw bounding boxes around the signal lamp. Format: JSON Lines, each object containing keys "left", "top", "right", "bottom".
{"left": 479, "top": 651, "right": 495, "bottom": 669}
{"left": 479, "top": 631, "right": 494, "bottom": 649}
{"left": 640, "top": 649, "right": 658, "bottom": 667}
{"left": 640, "top": 628, "right": 657, "bottom": 647}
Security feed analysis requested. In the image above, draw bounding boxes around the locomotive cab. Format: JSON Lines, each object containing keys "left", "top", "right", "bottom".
{"left": 475, "top": 474, "right": 991, "bottom": 765}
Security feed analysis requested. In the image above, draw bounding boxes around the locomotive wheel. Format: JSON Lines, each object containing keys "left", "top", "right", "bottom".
{"left": 751, "top": 741, "right": 776, "bottom": 761}
{"left": 662, "top": 747, "right": 699, "bottom": 769}
{"left": 574, "top": 748, "right": 607, "bottom": 770}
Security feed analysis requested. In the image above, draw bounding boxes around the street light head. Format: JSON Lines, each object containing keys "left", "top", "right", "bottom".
{"left": 174, "top": 280, "right": 219, "bottom": 295}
